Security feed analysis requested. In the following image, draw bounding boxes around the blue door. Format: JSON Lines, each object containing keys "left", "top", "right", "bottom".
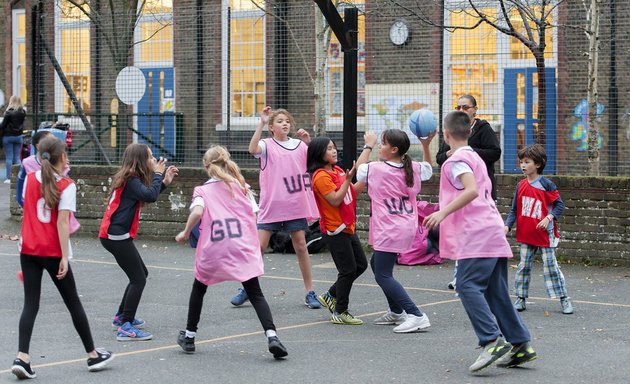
{"left": 137, "top": 68, "right": 176, "bottom": 159}
{"left": 503, "top": 68, "right": 556, "bottom": 173}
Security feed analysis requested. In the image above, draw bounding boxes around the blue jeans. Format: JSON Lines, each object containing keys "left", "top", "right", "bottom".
{"left": 370, "top": 250, "right": 422, "bottom": 317}
{"left": 3, "top": 135, "right": 23, "bottom": 180}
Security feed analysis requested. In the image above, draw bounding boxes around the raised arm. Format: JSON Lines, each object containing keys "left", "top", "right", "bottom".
{"left": 249, "top": 106, "right": 271, "bottom": 155}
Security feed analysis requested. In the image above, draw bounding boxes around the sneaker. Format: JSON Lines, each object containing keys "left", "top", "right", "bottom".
{"left": 267, "top": 336, "right": 288, "bottom": 359}
{"left": 447, "top": 278, "right": 456, "bottom": 290}
{"left": 230, "top": 288, "right": 249, "bottom": 306}
{"left": 393, "top": 313, "right": 431, "bottom": 333}
{"left": 11, "top": 358, "right": 36, "bottom": 379}
{"left": 87, "top": 348, "right": 114, "bottom": 372}
{"left": 373, "top": 310, "right": 406, "bottom": 325}
{"left": 331, "top": 311, "right": 364, "bottom": 325}
{"left": 177, "top": 330, "right": 195, "bottom": 353}
{"left": 116, "top": 321, "right": 153, "bottom": 341}
{"left": 4, "top": 179, "right": 10, "bottom": 184}
{"left": 561, "top": 297, "right": 574, "bottom": 314}
{"left": 514, "top": 297, "right": 526, "bottom": 312}
{"left": 304, "top": 290, "right": 321, "bottom": 309}
{"left": 496, "top": 342, "right": 538, "bottom": 368}
{"left": 469, "top": 337, "right": 513, "bottom": 373}
{"left": 112, "top": 314, "right": 145, "bottom": 329}
{"left": 317, "top": 292, "right": 336, "bottom": 314}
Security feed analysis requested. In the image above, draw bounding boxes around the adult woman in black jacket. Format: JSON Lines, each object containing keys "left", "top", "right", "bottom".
{"left": 0, "top": 96, "right": 26, "bottom": 183}
{"left": 436, "top": 95, "right": 501, "bottom": 200}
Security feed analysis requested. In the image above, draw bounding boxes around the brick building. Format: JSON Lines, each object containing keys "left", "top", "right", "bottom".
{"left": 2, "top": 0, "right": 629, "bottom": 175}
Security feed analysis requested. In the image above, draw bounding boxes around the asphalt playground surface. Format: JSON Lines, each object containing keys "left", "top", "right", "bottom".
{"left": 0, "top": 181, "right": 629, "bottom": 383}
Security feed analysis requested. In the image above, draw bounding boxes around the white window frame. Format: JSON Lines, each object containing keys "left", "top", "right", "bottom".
{"left": 133, "top": 11, "right": 174, "bottom": 69}
{"left": 442, "top": 1, "right": 558, "bottom": 171}
{"left": 220, "top": 1, "right": 266, "bottom": 131}
{"left": 12, "top": 9, "right": 26, "bottom": 104}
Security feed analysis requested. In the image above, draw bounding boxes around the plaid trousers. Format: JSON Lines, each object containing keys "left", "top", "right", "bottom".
{"left": 514, "top": 243, "right": 568, "bottom": 299}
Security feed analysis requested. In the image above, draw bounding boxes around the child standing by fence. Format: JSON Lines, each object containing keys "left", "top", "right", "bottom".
{"left": 175, "top": 145, "right": 288, "bottom": 359}
{"left": 12, "top": 137, "right": 113, "bottom": 379}
{"left": 505, "top": 143, "right": 573, "bottom": 314}
{"left": 355, "top": 129, "right": 434, "bottom": 333}
{"left": 306, "top": 135, "right": 373, "bottom": 325}
{"left": 424, "top": 111, "right": 536, "bottom": 373}
{"left": 99, "top": 144, "right": 178, "bottom": 341}
{"left": 237, "top": 106, "right": 321, "bottom": 309}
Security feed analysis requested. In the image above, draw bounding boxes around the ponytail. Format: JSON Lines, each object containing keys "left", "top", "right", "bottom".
{"left": 401, "top": 153, "right": 414, "bottom": 188}
{"left": 203, "top": 145, "right": 247, "bottom": 196}
{"left": 37, "top": 137, "right": 66, "bottom": 208}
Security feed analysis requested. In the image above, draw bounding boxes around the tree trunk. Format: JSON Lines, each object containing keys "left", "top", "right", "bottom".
{"left": 587, "top": 0, "right": 601, "bottom": 176}
{"left": 535, "top": 52, "right": 547, "bottom": 146}
{"left": 314, "top": 11, "right": 329, "bottom": 136}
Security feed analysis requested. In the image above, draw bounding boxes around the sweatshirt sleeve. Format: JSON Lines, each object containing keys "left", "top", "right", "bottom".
{"left": 471, "top": 122, "right": 501, "bottom": 164}
{"left": 125, "top": 174, "right": 166, "bottom": 203}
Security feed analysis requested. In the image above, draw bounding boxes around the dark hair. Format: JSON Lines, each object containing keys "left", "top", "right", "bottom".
{"left": 459, "top": 94, "right": 477, "bottom": 107}
{"left": 38, "top": 136, "right": 67, "bottom": 209}
{"left": 443, "top": 111, "right": 472, "bottom": 140}
{"left": 382, "top": 129, "right": 414, "bottom": 187}
{"left": 307, "top": 137, "right": 334, "bottom": 175}
{"left": 518, "top": 143, "right": 547, "bottom": 174}
{"left": 108, "top": 143, "right": 153, "bottom": 199}
{"left": 33, "top": 130, "right": 53, "bottom": 148}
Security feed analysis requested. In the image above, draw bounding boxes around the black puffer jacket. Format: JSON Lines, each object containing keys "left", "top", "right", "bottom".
{"left": 0, "top": 107, "right": 27, "bottom": 137}
{"left": 436, "top": 119, "right": 501, "bottom": 200}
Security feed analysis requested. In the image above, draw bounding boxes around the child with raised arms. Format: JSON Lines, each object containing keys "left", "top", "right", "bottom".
{"left": 505, "top": 143, "right": 573, "bottom": 314}
{"left": 424, "top": 111, "right": 536, "bottom": 372}
{"left": 99, "top": 143, "right": 178, "bottom": 341}
{"left": 11, "top": 136, "right": 113, "bottom": 379}
{"left": 306, "top": 135, "right": 374, "bottom": 325}
{"left": 354, "top": 129, "right": 434, "bottom": 333}
{"left": 175, "top": 145, "right": 288, "bottom": 359}
{"left": 232, "top": 106, "right": 321, "bottom": 309}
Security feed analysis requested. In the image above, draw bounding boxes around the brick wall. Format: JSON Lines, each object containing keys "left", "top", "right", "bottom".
{"left": 10, "top": 165, "right": 630, "bottom": 265}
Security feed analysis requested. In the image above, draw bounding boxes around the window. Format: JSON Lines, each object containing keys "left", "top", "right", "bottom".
{"left": 12, "top": 9, "right": 27, "bottom": 103}
{"left": 229, "top": 0, "right": 266, "bottom": 119}
{"left": 508, "top": 7, "right": 554, "bottom": 60}
{"left": 136, "top": 1, "right": 173, "bottom": 66}
{"left": 327, "top": 1, "right": 365, "bottom": 117}
{"left": 56, "top": 0, "right": 91, "bottom": 113}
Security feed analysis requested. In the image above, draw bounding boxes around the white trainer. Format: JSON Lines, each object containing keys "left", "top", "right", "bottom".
{"left": 393, "top": 313, "right": 430, "bottom": 333}
{"left": 373, "top": 310, "right": 406, "bottom": 325}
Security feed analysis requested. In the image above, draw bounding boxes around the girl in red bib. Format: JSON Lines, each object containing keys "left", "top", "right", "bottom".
{"left": 306, "top": 134, "right": 375, "bottom": 325}
{"left": 99, "top": 144, "right": 178, "bottom": 341}
{"left": 12, "top": 137, "right": 113, "bottom": 379}
{"left": 175, "top": 145, "right": 287, "bottom": 359}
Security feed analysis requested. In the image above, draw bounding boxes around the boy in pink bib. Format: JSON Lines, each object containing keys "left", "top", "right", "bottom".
{"left": 424, "top": 111, "right": 536, "bottom": 373}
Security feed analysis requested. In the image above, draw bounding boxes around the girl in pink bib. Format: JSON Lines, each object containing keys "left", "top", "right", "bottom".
{"left": 356, "top": 129, "right": 434, "bottom": 333}
{"left": 240, "top": 106, "right": 321, "bottom": 309}
{"left": 175, "top": 145, "right": 288, "bottom": 359}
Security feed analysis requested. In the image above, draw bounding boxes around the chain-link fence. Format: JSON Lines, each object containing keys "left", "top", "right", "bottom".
{"left": 4, "top": 0, "right": 629, "bottom": 175}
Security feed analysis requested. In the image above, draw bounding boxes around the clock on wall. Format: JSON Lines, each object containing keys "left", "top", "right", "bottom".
{"left": 389, "top": 19, "right": 410, "bottom": 46}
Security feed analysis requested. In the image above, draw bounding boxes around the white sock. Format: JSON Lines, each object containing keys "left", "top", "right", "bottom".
{"left": 185, "top": 330, "right": 196, "bottom": 338}
{"left": 265, "top": 330, "right": 277, "bottom": 338}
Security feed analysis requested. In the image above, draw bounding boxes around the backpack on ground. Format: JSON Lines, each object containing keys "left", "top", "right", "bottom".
{"left": 397, "top": 201, "right": 442, "bottom": 266}
{"left": 269, "top": 220, "right": 327, "bottom": 254}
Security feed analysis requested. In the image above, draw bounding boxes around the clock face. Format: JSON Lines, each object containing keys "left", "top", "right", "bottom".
{"left": 389, "top": 20, "right": 409, "bottom": 46}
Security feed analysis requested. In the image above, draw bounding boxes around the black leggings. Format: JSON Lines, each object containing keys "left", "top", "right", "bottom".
{"left": 19, "top": 254, "right": 94, "bottom": 354}
{"left": 324, "top": 232, "right": 368, "bottom": 314}
{"left": 186, "top": 277, "right": 275, "bottom": 333}
{"left": 100, "top": 238, "right": 148, "bottom": 324}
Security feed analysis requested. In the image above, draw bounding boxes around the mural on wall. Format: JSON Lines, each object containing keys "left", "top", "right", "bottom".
{"left": 570, "top": 99, "right": 604, "bottom": 151}
{"left": 366, "top": 83, "right": 439, "bottom": 146}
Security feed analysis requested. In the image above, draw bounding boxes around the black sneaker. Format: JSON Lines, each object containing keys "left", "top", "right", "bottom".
{"left": 11, "top": 358, "right": 36, "bottom": 379}
{"left": 267, "top": 336, "right": 288, "bottom": 360}
{"left": 87, "top": 348, "right": 114, "bottom": 372}
{"left": 177, "top": 330, "right": 196, "bottom": 353}
{"left": 496, "top": 342, "right": 538, "bottom": 368}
